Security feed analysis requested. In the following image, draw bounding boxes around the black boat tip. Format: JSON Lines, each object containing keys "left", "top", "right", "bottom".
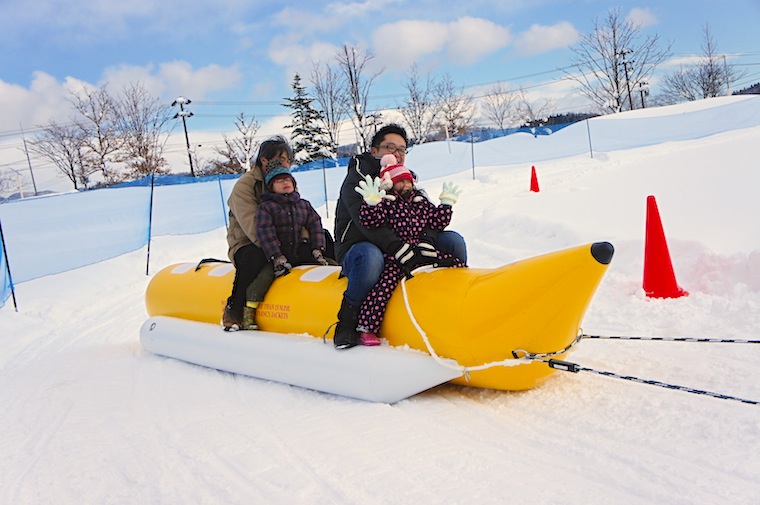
{"left": 591, "top": 242, "right": 614, "bottom": 265}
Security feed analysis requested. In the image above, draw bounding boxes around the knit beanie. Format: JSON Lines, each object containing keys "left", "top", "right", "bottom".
{"left": 265, "top": 166, "right": 295, "bottom": 190}
{"left": 379, "top": 154, "right": 413, "bottom": 185}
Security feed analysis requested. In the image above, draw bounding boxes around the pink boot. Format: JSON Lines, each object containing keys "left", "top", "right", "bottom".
{"left": 358, "top": 332, "right": 381, "bottom": 346}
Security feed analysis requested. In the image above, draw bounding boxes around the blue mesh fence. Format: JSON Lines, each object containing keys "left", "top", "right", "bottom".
{"left": 0, "top": 168, "right": 352, "bottom": 308}
{"left": 2, "top": 96, "right": 759, "bottom": 308}
{"left": 0, "top": 219, "right": 13, "bottom": 309}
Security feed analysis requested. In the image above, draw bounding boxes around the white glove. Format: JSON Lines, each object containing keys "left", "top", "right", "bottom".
{"left": 354, "top": 174, "right": 390, "bottom": 206}
{"left": 439, "top": 182, "right": 461, "bottom": 206}
{"left": 378, "top": 172, "right": 393, "bottom": 191}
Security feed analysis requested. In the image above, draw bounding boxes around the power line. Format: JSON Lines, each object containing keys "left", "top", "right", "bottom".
{"left": 1, "top": 52, "right": 758, "bottom": 142}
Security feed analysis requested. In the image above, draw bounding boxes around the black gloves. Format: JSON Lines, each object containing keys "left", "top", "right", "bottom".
{"left": 393, "top": 242, "right": 439, "bottom": 278}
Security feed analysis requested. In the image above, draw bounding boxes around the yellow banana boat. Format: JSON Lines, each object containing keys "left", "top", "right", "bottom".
{"left": 142, "top": 242, "right": 613, "bottom": 398}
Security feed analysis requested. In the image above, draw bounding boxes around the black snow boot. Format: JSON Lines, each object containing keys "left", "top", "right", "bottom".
{"left": 333, "top": 297, "right": 360, "bottom": 350}
{"left": 222, "top": 297, "right": 243, "bottom": 332}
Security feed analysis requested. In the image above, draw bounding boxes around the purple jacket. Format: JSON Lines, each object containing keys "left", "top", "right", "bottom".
{"left": 359, "top": 189, "right": 452, "bottom": 246}
{"left": 256, "top": 190, "right": 326, "bottom": 262}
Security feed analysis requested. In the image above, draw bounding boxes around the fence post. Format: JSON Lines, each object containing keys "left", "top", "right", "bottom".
{"left": 586, "top": 119, "right": 594, "bottom": 159}
{"left": 217, "top": 174, "right": 229, "bottom": 230}
{"left": 0, "top": 216, "right": 19, "bottom": 311}
{"left": 470, "top": 132, "right": 476, "bottom": 180}
{"left": 146, "top": 173, "right": 155, "bottom": 276}
{"left": 322, "top": 158, "right": 329, "bottom": 219}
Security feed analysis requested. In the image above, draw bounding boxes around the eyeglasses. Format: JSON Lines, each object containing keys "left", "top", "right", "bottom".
{"left": 378, "top": 143, "right": 408, "bottom": 155}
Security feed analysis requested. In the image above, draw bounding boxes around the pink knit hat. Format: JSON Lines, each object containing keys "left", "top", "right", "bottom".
{"left": 379, "top": 154, "right": 413, "bottom": 185}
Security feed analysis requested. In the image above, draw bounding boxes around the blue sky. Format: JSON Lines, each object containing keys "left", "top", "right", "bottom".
{"left": 1, "top": 0, "right": 759, "bottom": 137}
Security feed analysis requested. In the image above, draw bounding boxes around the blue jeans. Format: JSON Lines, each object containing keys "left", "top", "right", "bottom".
{"left": 340, "top": 232, "right": 467, "bottom": 307}
{"left": 436, "top": 230, "right": 468, "bottom": 265}
{"left": 340, "top": 242, "right": 386, "bottom": 307}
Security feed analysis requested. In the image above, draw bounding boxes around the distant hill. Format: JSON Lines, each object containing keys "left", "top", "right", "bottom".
{"left": 734, "top": 82, "right": 760, "bottom": 95}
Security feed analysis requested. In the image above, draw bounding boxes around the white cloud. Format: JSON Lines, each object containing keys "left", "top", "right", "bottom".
{"left": 270, "top": 1, "right": 406, "bottom": 40}
{"left": 268, "top": 38, "right": 343, "bottom": 88}
{"left": 626, "top": 7, "right": 658, "bottom": 29}
{"left": 372, "top": 21, "right": 449, "bottom": 70}
{"left": 447, "top": 17, "right": 512, "bottom": 64}
{"left": 0, "top": 72, "right": 82, "bottom": 132}
{"left": 0, "top": 62, "right": 240, "bottom": 133}
{"left": 326, "top": 0, "right": 404, "bottom": 17}
{"left": 100, "top": 62, "right": 241, "bottom": 102}
{"left": 371, "top": 17, "right": 510, "bottom": 71}
{"left": 662, "top": 55, "right": 702, "bottom": 68}
{"left": 513, "top": 21, "right": 579, "bottom": 56}
{"left": 269, "top": 39, "right": 341, "bottom": 70}
{"left": 271, "top": 6, "right": 345, "bottom": 35}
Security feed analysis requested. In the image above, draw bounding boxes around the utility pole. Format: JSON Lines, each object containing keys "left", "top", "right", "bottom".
{"left": 172, "top": 96, "right": 195, "bottom": 176}
{"left": 19, "top": 123, "right": 38, "bottom": 195}
{"left": 367, "top": 112, "right": 382, "bottom": 136}
{"left": 617, "top": 48, "right": 635, "bottom": 111}
{"left": 638, "top": 81, "right": 649, "bottom": 109}
{"left": 723, "top": 55, "right": 731, "bottom": 96}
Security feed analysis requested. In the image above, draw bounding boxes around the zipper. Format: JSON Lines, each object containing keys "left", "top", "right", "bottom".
{"left": 338, "top": 157, "right": 366, "bottom": 244}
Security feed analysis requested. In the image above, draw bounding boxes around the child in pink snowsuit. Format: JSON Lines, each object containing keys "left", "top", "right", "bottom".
{"left": 353, "top": 155, "right": 465, "bottom": 345}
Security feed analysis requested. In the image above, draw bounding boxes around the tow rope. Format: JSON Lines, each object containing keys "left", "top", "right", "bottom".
{"left": 544, "top": 358, "right": 760, "bottom": 406}
{"left": 581, "top": 333, "right": 760, "bottom": 344}
{"left": 399, "top": 276, "right": 760, "bottom": 406}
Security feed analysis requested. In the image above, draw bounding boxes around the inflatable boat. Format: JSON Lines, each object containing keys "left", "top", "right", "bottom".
{"left": 141, "top": 241, "right": 614, "bottom": 402}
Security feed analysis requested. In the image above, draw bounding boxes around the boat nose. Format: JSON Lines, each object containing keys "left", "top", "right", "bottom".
{"left": 591, "top": 242, "right": 614, "bottom": 265}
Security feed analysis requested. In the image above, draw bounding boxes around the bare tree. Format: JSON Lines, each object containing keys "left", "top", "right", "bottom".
{"left": 208, "top": 112, "right": 260, "bottom": 174}
{"left": 658, "top": 68, "right": 701, "bottom": 103}
{"left": 659, "top": 24, "right": 744, "bottom": 104}
{"left": 30, "top": 120, "right": 96, "bottom": 190}
{"left": 114, "top": 83, "right": 173, "bottom": 179}
{"left": 565, "top": 8, "right": 671, "bottom": 112}
{"left": 432, "top": 73, "right": 476, "bottom": 137}
{"left": 516, "top": 88, "right": 556, "bottom": 127}
{"left": 335, "top": 44, "right": 382, "bottom": 152}
{"left": 69, "top": 84, "right": 122, "bottom": 184}
{"left": 398, "top": 64, "right": 439, "bottom": 144}
{"left": 0, "top": 171, "right": 11, "bottom": 196}
{"left": 0, "top": 168, "right": 24, "bottom": 198}
{"left": 310, "top": 61, "right": 349, "bottom": 157}
{"left": 480, "top": 82, "right": 520, "bottom": 130}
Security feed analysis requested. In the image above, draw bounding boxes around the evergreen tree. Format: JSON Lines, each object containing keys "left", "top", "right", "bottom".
{"left": 283, "top": 73, "right": 331, "bottom": 164}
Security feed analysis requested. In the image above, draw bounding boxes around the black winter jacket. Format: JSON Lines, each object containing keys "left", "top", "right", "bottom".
{"left": 333, "top": 152, "right": 403, "bottom": 261}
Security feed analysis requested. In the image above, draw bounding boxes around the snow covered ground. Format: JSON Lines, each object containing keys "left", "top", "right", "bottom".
{"left": 2, "top": 97, "right": 760, "bottom": 504}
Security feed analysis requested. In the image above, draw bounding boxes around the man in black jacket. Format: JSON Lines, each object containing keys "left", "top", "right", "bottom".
{"left": 332, "top": 124, "right": 467, "bottom": 349}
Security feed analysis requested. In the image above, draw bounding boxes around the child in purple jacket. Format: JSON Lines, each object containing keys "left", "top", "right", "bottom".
{"left": 243, "top": 164, "right": 331, "bottom": 329}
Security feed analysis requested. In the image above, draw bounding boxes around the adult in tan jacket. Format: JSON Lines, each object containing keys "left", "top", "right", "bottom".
{"left": 222, "top": 136, "right": 294, "bottom": 331}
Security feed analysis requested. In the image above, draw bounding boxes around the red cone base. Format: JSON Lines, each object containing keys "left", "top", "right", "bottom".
{"left": 643, "top": 195, "right": 688, "bottom": 299}
{"left": 530, "top": 166, "right": 539, "bottom": 192}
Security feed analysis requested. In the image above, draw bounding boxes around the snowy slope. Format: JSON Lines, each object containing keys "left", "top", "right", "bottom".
{"left": 2, "top": 97, "right": 760, "bottom": 504}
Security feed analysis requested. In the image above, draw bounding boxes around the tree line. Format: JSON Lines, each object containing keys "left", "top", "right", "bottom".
{"left": 16, "top": 9, "right": 748, "bottom": 192}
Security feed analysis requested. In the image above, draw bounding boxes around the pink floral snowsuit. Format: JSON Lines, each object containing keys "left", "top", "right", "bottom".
{"left": 356, "top": 189, "right": 465, "bottom": 334}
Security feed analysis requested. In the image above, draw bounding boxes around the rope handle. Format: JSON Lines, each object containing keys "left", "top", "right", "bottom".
{"left": 194, "top": 258, "right": 231, "bottom": 271}
{"left": 399, "top": 277, "right": 533, "bottom": 379}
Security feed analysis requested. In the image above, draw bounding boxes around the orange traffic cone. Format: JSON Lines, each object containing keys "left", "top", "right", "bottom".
{"left": 530, "top": 166, "right": 540, "bottom": 192}
{"left": 643, "top": 195, "right": 688, "bottom": 299}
